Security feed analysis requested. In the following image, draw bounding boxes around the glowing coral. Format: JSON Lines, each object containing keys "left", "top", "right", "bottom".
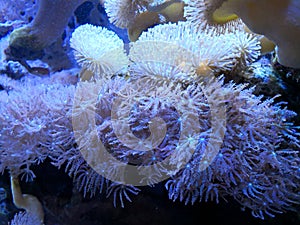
{"left": 2, "top": 72, "right": 299, "bottom": 219}
{"left": 1, "top": 3, "right": 300, "bottom": 223}
{"left": 0, "top": 75, "right": 75, "bottom": 180}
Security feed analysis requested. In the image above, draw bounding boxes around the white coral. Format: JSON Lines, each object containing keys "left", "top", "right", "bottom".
{"left": 70, "top": 24, "right": 129, "bottom": 78}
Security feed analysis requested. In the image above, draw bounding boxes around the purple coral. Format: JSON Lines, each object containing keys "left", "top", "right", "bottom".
{"left": 1, "top": 67, "right": 300, "bottom": 219}
{"left": 0, "top": 75, "right": 75, "bottom": 180}
{"left": 9, "top": 211, "right": 41, "bottom": 225}
{"left": 165, "top": 80, "right": 300, "bottom": 219}
{"left": 1, "top": 20, "right": 300, "bottom": 221}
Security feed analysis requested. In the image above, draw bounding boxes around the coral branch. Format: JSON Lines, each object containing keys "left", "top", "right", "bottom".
{"left": 10, "top": 175, "right": 44, "bottom": 224}
{"left": 8, "top": 0, "right": 86, "bottom": 58}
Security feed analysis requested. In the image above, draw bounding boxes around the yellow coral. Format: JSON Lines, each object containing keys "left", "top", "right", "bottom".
{"left": 207, "top": 0, "right": 300, "bottom": 68}
{"left": 105, "top": 0, "right": 186, "bottom": 42}
{"left": 127, "top": 11, "right": 161, "bottom": 42}
{"left": 11, "top": 175, "right": 44, "bottom": 224}
{"left": 212, "top": 0, "right": 238, "bottom": 24}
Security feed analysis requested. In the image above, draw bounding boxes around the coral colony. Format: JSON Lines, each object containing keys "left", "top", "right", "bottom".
{"left": 0, "top": 0, "right": 300, "bottom": 224}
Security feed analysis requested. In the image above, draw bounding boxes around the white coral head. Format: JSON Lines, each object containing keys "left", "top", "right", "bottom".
{"left": 70, "top": 24, "right": 129, "bottom": 78}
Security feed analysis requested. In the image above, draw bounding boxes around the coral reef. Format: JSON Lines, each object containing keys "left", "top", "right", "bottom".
{"left": 0, "top": 1, "right": 300, "bottom": 224}
{"left": 1, "top": 0, "right": 120, "bottom": 75}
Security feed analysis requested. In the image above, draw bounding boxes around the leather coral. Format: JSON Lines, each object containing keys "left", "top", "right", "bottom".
{"left": 184, "top": 0, "right": 300, "bottom": 68}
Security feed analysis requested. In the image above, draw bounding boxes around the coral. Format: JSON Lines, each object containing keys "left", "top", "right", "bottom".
{"left": 106, "top": 182, "right": 141, "bottom": 208}
{"left": 225, "top": 0, "right": 300, "bottom": 68}
{"left": 70, "top": 24, "right": 129, "bottom": 80}
{"left": 0, "top": 0, "right": 37, "bottom": 25}
{"left": 129, "top": 22, "right": 261, "bottom": 78}
{"left": 58, "top": 21, "right": 300, "bottom": 219}
{"left": 127, "top": 11, "right": 162, "bottom": 42}
{"left": 127, "top": 1, "right": 186, "bottom": 41}
{"left": 9, "top": 211, "right": 42, "bottom": 225}
{"left": 185, "top": 0, "right": 300, "bottom": 68}
{"left": 0, "top": 75, "right": 75, "bottom": 180}
{"left": 1, "top": 68, "right": 299, "bottom": 220}
{"left": 243, "top": 25, "right": 275, "bottom": 56}
{"left": 104, "top": 0, "right": 150, "bottom": 29}
{"left": 7, "top": 0, "right": 86, "bottom": 59}
{"left": 1, "top": 3, "right": 300, "bottom": 224}
{"left": 229, "top": 30, "right": 261, "bottom": 70}
{"left": 104, "top": 0, "right": 186, "bottom": 41}
{"left": 2, "top": 20, "right": 300, "bottom": 221}
{"left": 184, "top": 0, "right": 244, "bottom": 32}
{"left": 10, "top": 175, "right": 44, "bottom": 224}
{"left": 165, "top": 81, "right": 300, "bottom": 219}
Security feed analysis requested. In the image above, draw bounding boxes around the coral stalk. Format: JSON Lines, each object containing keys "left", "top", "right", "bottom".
{"left": 8, "top": 0, "right": 86, "bottom": 58}
{"left": 10, "top": 175, "right": 44, "bottom": 224}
